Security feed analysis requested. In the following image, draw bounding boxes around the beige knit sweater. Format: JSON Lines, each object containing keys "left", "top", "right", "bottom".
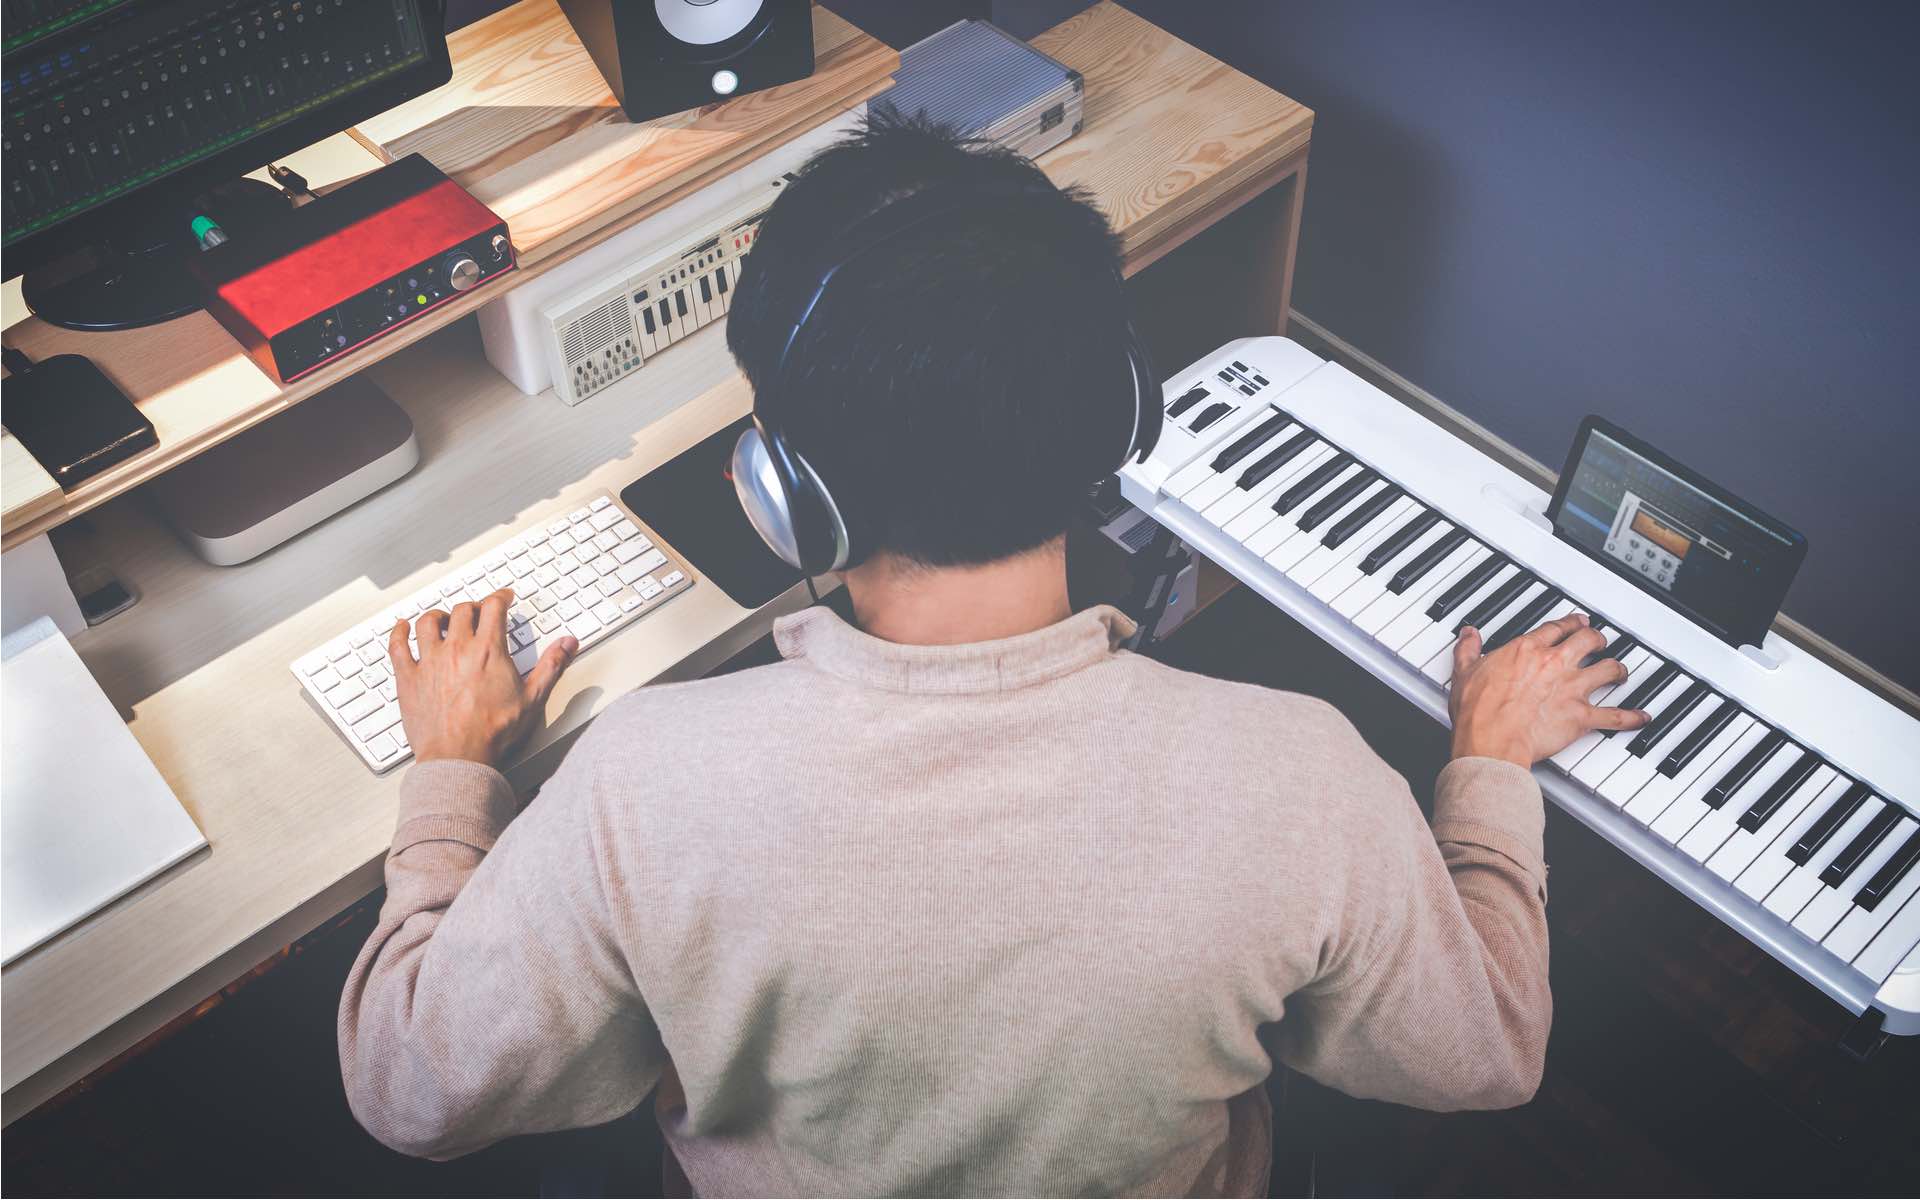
{"left": 339, "top": 605, "right": 1551, "bottom": 1196}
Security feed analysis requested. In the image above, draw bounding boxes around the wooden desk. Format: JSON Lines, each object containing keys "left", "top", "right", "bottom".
{"left": 0, "top": 2, "right": 896, "bottom": 554}
{"left": 0, "top": 2, "right": 1311, "bottom": 1121}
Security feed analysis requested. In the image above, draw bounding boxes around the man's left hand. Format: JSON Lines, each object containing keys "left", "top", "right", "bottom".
{"left": 390, "top": 589, "right": 577, "bottom": 768}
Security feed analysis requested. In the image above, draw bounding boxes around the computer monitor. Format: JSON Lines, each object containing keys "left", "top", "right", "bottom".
{"left": 2, "top": 0, "right": 453, "bottom": 331}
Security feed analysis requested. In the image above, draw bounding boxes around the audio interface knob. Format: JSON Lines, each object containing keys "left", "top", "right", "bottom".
{"left": 446, "top": 255, "right": 481, "bottom": 291}
{"left": 489, "top": 233, "right": 510, "bottom": 262}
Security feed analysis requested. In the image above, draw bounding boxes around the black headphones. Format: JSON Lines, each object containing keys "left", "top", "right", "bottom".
{"left": 731, "top": 181, "right": 1163, "bottom": 574}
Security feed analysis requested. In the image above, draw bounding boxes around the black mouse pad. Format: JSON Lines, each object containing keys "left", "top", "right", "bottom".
{"left": 620, "top": 416, "right": 803, "bottom": 609}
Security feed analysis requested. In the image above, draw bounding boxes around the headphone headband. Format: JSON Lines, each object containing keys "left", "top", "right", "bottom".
{"left": 735, "top": 179, "right": 1163, "bottom": 575}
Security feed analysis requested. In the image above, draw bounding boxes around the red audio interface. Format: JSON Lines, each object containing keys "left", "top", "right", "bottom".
{"left": 189, "top": 154, "right": 515, "bottom": 384}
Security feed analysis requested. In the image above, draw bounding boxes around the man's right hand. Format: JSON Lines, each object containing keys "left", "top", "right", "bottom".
{"left": 1448, "top": 613, "right": 1650, "bottom": 768}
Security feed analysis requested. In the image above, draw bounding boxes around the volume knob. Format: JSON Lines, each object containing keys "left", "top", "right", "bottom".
{"left": 446, "top": 255, "right": 481, "bottom": 291}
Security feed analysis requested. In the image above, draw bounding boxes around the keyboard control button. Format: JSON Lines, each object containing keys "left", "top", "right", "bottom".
{"left": 546, "top": 519, "right": 570, "bottom": 537}
{"left": 636, "top": 549, "right": 668, "bottom": 573}
{"left": 565, "top": 614, "right": 601, "bottom": 640}
{"left": 592, "top": 531, "right": 618, "bottom": 553}
{"left": 591, "top": 508, "right": 621, "bottom": 532}
{"left": 349, "top": 627, "right": 375, "bottom": 649}
{"left": 324, "top": 640, "right": 355, "bottom": 663}
{"left": 309, "top": 667, "right": 343, "bottom": 695}
{"left": 621, "top": 594, "right": 645, "bottom": 612}
{"left": 589, "top": 496, "right": 612, "bottom": 512}
{"left": 592, "top": 601, "right": 621, "bottom": 624}
{"left": 324, "top": 679, "right": 366, "bottom": 708}
{"left": 613, "top": 520, "right": 641, "bottom": 541}
{"left": 660, "top": 570, "right": 686, "bottom": 588}
{"left": 568, "top": 508, "right": 591, "bottom": 524}
{"left": 617, "top": 564, "right": 647, "bottom": 585}
{"left": 639, "top": 580, "right": 663, "bottom": 599}
{"left": 367, "top": 733, "right": 400, "bottom": 763}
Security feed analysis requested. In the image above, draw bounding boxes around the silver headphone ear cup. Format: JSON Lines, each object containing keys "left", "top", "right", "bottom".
{"left": 732, "top": 426, "right": 806, "bottom": 569}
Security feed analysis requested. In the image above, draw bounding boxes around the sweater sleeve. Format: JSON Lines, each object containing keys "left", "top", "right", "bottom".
{"left": 1275, "top": 752, "right": 1553, "bottom": 1111}
{"left": 337, "top": 754, "right": 666, "bottom": 1159}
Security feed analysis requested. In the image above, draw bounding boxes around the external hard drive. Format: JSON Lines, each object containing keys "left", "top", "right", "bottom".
{"left": 870, "top": 19, "right": 1084, "bottom": 160}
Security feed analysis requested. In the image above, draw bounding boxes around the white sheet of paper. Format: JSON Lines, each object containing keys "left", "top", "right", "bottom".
{"left": 2, "top": 617, "right": 205, "bottom": 965}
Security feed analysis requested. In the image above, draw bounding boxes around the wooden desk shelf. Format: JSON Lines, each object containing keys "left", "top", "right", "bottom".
{"left": 0, "top": 2, "right": 1313, "bottom": 1121}
{"left": 0, "top": 2, "right": 897, "bottom": 553}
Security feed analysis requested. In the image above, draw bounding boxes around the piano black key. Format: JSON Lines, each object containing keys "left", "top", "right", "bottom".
{"left": 1455, "top": 570, "right": 1537, "bottom": 635}
{"left": 1272, "top": 452, "right": 1355, "bottom": 515}
{"left": 1190, "top": 402, "right": 1233, "bottom": 432}
{"left": 1819, "top": 804, "right": 1902, "bottom": 888}
{"left": 1856, "top": 827, "right": 1920, "bottom": 912}
{"left": 657, "top": 298, "right": 672, "bottom": 328}
{"left": 1167, "top": 386, "right": 1208, "bottom": 418}
{"left": 1210, "top": 412, "right": 1291, "bottom": 473}
{"left": 1583, "top": 631, "right": 1638, "bottom": 669}
{"left": 1236, "top": 429, "right": 1317, "bottom": 489}
{"left": 1658, "top": 698, "right": 1740, "bottom": 777}
{"left": 716, "top": 266, "right": 729, "bottom": 294}
{"left": 675, "top": 290, "right": 688, "bottom": 318}
{"left": 642, "top": 306, "right": 656, "bottom": 335}
{"left": 1323, "top": 483, "right": 1402, "bottom": 549}
{"left": 1483, "top": 588, "right": 1566, "bottom": 653}
{"left": 1424, "top": 550, "right": 1505, "bottom": 615}
{"left": 1626, "top": 680, "right": 1713, "bottom": 755}
{"left": 1613, "top": 660, "right": 1682, "bottom": 716}
{"left": 699, "top": 275, "right": 713, "bottom": 303}
{"left": 1788, "top": 781, "right": 1872, "bottom": 865}
{"left": 1360, "top": 510, "right": 1441, "bottom": 574}
{"left": 1298, "top": 469, "right": 1379, "bottom": 532}
{"left": 1700, "top": 730, "right": 1787, "bottom": 807}
{"left": 1391, "top": 528, "right": 1471, "bottom": 595}
{"left": 1736, "top": 750, "right": 1822, "bottom": 832}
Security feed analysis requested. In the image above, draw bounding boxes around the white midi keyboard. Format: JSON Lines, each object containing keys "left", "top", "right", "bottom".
{"left": 1120, "top": 337, "right": 1920, "bottom": 1038}
{"left": 291, "top": 493, "right": 694, "bottom": 773}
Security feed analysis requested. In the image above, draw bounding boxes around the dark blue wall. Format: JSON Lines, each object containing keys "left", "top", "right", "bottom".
{"left": 459, "top": 2, "right": 1920, "bottom": 686}
{"left": 1091, "top": 0, "right": 1920, "bottom": 688}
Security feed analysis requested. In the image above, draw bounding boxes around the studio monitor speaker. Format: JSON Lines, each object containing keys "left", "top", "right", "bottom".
{"left": 559, "top": 0, "right": 816, "bottom": 123}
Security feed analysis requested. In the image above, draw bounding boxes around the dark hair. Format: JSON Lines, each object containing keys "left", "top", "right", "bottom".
{"left": 726, "top": 110, "right": 1139, "bottom": 568}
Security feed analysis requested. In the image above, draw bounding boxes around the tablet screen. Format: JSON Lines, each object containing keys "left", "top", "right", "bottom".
{"left": 1547, "top": 419, "right": 1806, "bottom": 647}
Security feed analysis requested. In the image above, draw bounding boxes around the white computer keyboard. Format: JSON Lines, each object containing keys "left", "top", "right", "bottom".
{"left": 291, "top": 492, "right": 694, "bottom": 773}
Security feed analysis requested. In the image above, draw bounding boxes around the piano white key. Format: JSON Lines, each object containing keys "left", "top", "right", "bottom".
{"left": 1420, "top": 581, "right": 1549, "bottom": 685}
{"left": 1570, "top": 673, "right": 1695, "bottom": 789}
{"left": 1646, "top": 719, "right": 1768, "bottom": 843}
{"left": 1201, "top": 441, "right": 1333, "bottom": 532}
{"left": 1360, "top": 540, "right": 1485, "bottom": 643}
{"left": 1706, "top": 765, "right": 1839, "bottom": 882}
{"left": 1733, "top": 774, "right": 1854, "bottom": 901}
{"left": 1826, "top": 828, "right": 1920, "bottom": 964}
{"left": 1793, "top": 817, "right": 1916, "bottom": 942}
{"left": 1265, "top": 471, "right": 1378, "bottom": 572}
{"left": 1553, "top": 648, "right": 1661, "bottom": 772}
{"left": 1854, "top": 889, "right": 1920, "bottom": 983}
{"left": 1594, "top": 687, "right": 1726, "bottom": 807}
{"left": 1675, "top": 739, "right": 1804, "bottom": 864}
{"left": 1620, "top": 711, "right": 1757, "bottom": 825}
{"left": 1173, "top": 421, "right": 1296, "bottom": 509}
{"left": 1333, "top": 521, "right": 1454, "bottom": 620}
{"left": 1761, "top": 797, "right": 1886, "bottom": 921}
{"left": 1236, "top": 458, "right": 1359, "bottom": 556}
{"left": 1391, "top": 562, "right": 1517, "bottom": 660}
{"left": 1303, "top": 497, "right": 1423, "bottom": 600}
{"left": 1282, "top": 483, "right": 1399, "bottom": 586}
